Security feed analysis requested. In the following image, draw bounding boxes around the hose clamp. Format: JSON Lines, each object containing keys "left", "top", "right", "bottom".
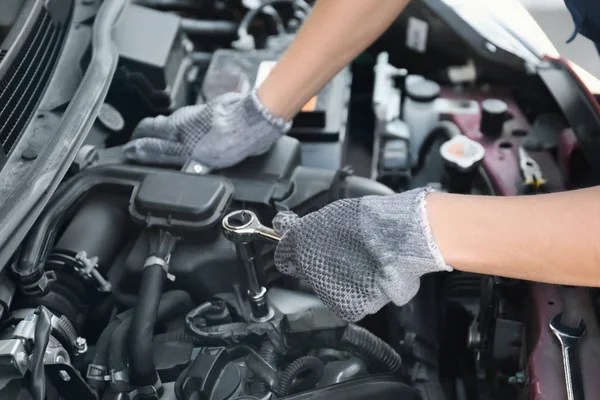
{"left": 129, "top": 377, "right": 163, "bottom": 400}
{"left": 143, "top": 256, "right": 175, "bottom": 281}
{"left": 111, "top": 369, "right": 129, "bottom": 383}
{"left": 86, "top": 364, "right": 109, "bottom": 382}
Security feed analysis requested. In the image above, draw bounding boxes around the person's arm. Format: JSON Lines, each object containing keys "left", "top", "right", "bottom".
{"left": 258, "top": 0, "right": 411, "bottom": 121}
{"left": 427, "top": 188, "right": 600, "bottom": 287}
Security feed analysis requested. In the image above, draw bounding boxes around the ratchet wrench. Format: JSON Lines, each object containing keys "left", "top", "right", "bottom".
{"left": 222, "top": 210, "right": 280, "bottom": 322}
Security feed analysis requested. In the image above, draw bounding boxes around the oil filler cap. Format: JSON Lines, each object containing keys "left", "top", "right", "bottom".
{"left": 440, "top": 135, "right": 485, "bottom": 172}
{"left": 480, "top": 99, "right": 508, "bottom": 138}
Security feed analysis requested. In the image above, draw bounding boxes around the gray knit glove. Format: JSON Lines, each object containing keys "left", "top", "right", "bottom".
{"left": 273, "top": 187, "right": 452, "bottom": 322}
{"left": 123, "top": 90, "right": 291, "bottom": 169}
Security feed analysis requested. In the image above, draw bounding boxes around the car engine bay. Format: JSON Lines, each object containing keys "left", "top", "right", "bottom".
{"left": 1, "top": 0, "right": 600, "bottom": 399}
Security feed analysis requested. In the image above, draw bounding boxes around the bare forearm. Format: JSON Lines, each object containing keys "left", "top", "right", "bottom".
{"left": 427, "top": 188, "right": 600, "bottom": 286}
{"left": 257, "top": 0, "right": 410, "bottom": 120}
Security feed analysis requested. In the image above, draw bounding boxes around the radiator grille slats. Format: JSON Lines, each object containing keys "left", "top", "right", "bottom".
{"left": 0, "top": 9, "right": 65, "bottom": 154}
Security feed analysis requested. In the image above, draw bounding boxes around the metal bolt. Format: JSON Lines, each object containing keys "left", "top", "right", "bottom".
{"left": 59, "top": 370, "right": 71, "bottom": 381}
{"left": 75, "top": 337, "right": 88, "bottom": 354}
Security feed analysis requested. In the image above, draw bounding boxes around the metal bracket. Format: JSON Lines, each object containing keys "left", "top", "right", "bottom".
{"left": 46, "top": 362, "right": 98, "bottom": 400}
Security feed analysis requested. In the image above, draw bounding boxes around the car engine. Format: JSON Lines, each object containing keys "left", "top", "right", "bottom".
{"left": 0, "top": 1, "right": 599, "bottom": 400}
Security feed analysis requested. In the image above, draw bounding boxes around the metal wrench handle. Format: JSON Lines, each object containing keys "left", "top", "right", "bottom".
{"left": 559, "top": 340, "right": 585, "bottom": 400}
{"left": 222, "top": 210, "right": 281, "bottom": 244}
{"left": 222, "top": 210, "right": 279, "bottom": 322}
{"left": 549, "top": 313, "right": 586, "bottom": 400}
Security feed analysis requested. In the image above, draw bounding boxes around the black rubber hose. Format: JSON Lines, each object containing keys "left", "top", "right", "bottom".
{"left": 412, "top": 120, "right": 461, "bottom": 174}
{"left": 128, "top": 265, "right": 167, "bottom": 388}
{"left": 108, "top": 291, "right": 193, "bottom": 390}
{"left": 31, "top": 306, "right": 53, "bottom": 400}
{"left": 278, "top": 356, "right": 324, "bottom": 396}
{"left": 340, "top": 325, "right": 402, "bottom": 375}
{"left": 88, "top": 310, "right": 135, "bottom": 391}
{"left": 112, "top": 288, "right": 137, "bottom": 309}
{"left": 15, "top": 164, "right": 165, "bottom": 286}
{"left": 128, "top": 229, "right": 178, "bottom": 389}
{"left": 249, "top": 341, "right": 279, "bottom": 397}
{"left": 185, "top": 301, "right": 277, "bottom": 345}
{"left": 180, "top": 19, "right": 238, "bottom": 36}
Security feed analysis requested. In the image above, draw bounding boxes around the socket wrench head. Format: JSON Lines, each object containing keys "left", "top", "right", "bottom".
{"left": 222, "top": 210, "right": 280, "bottom": 244}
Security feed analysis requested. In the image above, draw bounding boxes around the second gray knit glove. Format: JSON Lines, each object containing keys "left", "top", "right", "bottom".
{"left": 123, "top": 90, "right": 291, "bottom": 169}
{"left": 273, "top": 187, "right": 452, "bottom": 322}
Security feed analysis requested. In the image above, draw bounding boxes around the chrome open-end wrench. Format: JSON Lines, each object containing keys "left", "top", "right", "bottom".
{"left": 549, "top": 312, "right": 586, "bottom": 400}
{"left": 222, "top": 210, "right": 280, "bottom": 322}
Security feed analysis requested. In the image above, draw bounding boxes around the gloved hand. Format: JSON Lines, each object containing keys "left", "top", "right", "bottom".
{"left": 273, "top": 187, "right": 452, "bottom": 322}
{"left": 123, "top": 90, "right": 292, "bottom": 169}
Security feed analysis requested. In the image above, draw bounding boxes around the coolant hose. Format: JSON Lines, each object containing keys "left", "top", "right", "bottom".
{"left": 128, "top": 264, "right": 166, "bottom": 388}
{"left": 250, "top": 341, "right": 280, "bottom": 397}
{"left": 279, "top": 356, "right": 324, "bottom": 396}
{"left": 107, "top": 291, "right": 193, "bottom": 393}
{"left": 88, "top": 310, "right": 134, "bottom": 391}
{"left": 340, "top": 325, "right": 402, "bottom": 375}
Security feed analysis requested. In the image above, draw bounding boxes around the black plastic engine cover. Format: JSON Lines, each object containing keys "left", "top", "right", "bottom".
{"left": 129, "top": 172, "right": 234, "bottom": 233}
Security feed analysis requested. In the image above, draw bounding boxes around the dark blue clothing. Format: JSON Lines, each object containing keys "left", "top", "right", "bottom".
{"left": 564, "top": 0, "right": 600, "bottom": 53}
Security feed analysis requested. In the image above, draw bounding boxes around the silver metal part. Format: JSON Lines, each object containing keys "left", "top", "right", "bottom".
{"left": 74, "top": 337, "right": 88, "bottom": 355}
{"left": 518, "top": 147, "right": 544, "bottom": 184}
{"left": 549, "top": 313, "right": 586, "bottom": 400}
{"left": 222, "top": 210, "right": 278, "bottom": 321}
{"left": 0, "top": 334, "right": 70, "bottom": 381}
{"left": 10, "top": 309, "right": 79, "bottom": 352}
{"left": 0, "top": 339, "right": 28, "bottom": 377}
{"left": 222, "top": 210, "right": 281, "bottom": 244}
{"left": 44, "top": 336, "right": 70, "bottom": 365}
{"left": 13, "top": 313, "right": 37, "bottom": 342}
{"left": 75, "top": 251, "right": 112, "bottom": 292}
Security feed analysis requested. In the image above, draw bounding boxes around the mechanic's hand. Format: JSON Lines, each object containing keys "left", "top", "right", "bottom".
{"left": 273, "top": 187, "right": 452, "bottom": 322}
{"left": 123, "top": 90, "right": 291, "bottom": 169}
